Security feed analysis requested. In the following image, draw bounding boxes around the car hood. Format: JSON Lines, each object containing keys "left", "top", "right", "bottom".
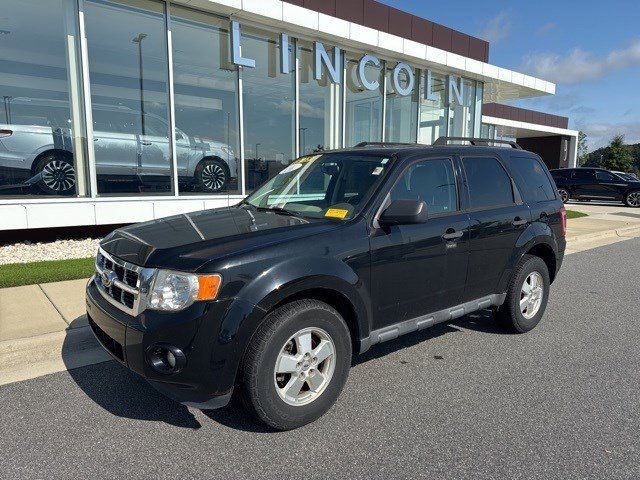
{"left": 100, "top": 205, "right": 340, "bottom": 271}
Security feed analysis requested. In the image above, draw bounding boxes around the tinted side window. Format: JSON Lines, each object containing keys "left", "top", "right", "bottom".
{"left": 595, "top": 171, "right": 615, "bottom": 181}
{"left": 507, "top": 156, "right": 556, "bottom": 202}
{"left": 389, "top": 158, "right": 458, "bottom": 214}
{"left": 572, "top": 169, "right": 595, "bottom": 180}
{"left": 462, "top": 157, "right": 514, "bottom": 208}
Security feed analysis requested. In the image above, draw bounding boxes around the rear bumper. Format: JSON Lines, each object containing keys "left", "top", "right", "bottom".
{"left": 86, "top": 277, "right": 237, "bottom": 409}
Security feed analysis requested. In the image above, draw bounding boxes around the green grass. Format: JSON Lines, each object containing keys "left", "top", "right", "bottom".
{"left": 0, "top": 257, "right": 95, "bottom": 289}
{"left": 566, "top": 210, "right": 588, "bottom": 219}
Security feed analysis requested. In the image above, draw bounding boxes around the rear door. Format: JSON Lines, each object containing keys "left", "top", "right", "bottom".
{"left": 370, "top": 156, "right": 470, "bottom": 329}
{"left": 570, "top": 168, "right": 598, "bottom": 198}
{"left": 461, "top": 154, "right": 530, "bottom": 300}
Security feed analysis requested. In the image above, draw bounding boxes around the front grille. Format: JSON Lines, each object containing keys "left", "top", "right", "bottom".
{"left": 95, "top": 249, "right": 143, "bottom": 314}
{"left": 88, "top": 315, "right": 124, "bottom": 361}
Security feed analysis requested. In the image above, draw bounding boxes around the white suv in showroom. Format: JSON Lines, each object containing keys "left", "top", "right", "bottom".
{"left": 0, "top": 98, "right": 237, "bottom": 195}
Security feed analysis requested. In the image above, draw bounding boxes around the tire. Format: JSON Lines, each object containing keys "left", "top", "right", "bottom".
{"left": 557, "top": 188, "right": 570, "bottom": 203}
{"left": 624, "top": 190, "right": 640, "bottom": 208}
{"left": 496, "top": 254, "right": 550, "bottom": 333}
{"left": 195, "top": 158, "right": 229, "bottom": 193}
{"left": 34, "top": 152, "right": 76, "bottom": 195}
{"left": 240, "top": 300, "right": 352, "bottom": 430}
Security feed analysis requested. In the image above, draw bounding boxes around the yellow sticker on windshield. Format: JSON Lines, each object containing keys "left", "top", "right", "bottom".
{"left": 325, "top": 208, "right": 349, "bottom": 219}
{"left": 296, "top": 154, "right": 321, "bottom": 165}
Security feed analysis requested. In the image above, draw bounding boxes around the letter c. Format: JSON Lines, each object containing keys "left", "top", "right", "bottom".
{"left": 357, "top": 54, "right": 381, "bottom": 91}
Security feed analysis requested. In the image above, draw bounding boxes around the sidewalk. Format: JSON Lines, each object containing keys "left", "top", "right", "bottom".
{"left": 2, "top": 206, "right": 640, "bottom": 386}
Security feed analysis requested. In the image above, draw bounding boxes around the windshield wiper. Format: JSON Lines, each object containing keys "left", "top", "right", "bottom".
{"left": 253, "top": 205, "right": 301, "bottom": 217}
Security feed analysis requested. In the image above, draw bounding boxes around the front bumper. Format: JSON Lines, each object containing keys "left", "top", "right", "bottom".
{"left": 86, "top": 276, "right": 235, "bottom": 408}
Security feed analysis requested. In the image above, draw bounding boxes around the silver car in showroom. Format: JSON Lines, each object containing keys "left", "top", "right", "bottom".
{"left": 0, "top": 98, "right": 237, "bottom": 195}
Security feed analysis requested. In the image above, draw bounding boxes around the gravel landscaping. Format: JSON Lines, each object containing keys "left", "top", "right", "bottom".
{"left": 0, "top": 238, "right": 101, "bottom": 265}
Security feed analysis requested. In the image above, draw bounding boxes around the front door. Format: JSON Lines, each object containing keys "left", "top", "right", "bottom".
{"left": 370, "top": 156, "right": 470, "bottom": 330}
{"left": 461, "top": 155, "right": 530, "bottom": 300}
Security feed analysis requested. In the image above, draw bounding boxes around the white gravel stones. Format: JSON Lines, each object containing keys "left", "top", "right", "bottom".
{"left": 0, "top": 238, "right": 101, "bottom": 265}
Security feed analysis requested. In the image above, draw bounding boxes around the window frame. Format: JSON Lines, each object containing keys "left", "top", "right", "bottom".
{"left": 459, "top": 154, "right": 522, "bottom": 212}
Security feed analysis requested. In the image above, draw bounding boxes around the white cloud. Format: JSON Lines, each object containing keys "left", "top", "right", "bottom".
{"left": 520, "top": 39, "right": 640, "bottom": 84}
{"left": 535, "top": 22, "right": 556, "bottom": 37}
{"left": 479, "top": 12, "right": 511, "bottom": 45}
{"left": 577, "top": 122, "right": 640, "bottom": 149}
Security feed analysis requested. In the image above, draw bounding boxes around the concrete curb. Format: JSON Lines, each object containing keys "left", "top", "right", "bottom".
{"left": 0, "top": 325, "right": 111, "bottom": 386}
{"left": 566, "top": 224, "right": 640, "bottom": 244}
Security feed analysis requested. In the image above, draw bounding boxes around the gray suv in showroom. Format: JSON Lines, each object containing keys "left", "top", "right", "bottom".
{"left": 0, "top": 98, "right": 237, "bottom": 195}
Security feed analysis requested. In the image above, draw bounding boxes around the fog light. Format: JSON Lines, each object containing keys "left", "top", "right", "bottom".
{"left": 147, "top": 344, "right": 186, "bottom": 374}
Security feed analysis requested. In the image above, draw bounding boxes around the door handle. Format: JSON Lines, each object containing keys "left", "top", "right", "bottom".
{"left": 141, "top": 141, "right": 152, "bottom": 146}
{"left": 442, "top": 228, "right": 464, "bottom": 240}
{"left": 512, "top": 217, "right": 528, "bottom": 226}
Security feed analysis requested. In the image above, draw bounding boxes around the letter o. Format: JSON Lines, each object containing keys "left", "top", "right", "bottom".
{"left": 392, "top": 63, "right": 414, "bottom": 96}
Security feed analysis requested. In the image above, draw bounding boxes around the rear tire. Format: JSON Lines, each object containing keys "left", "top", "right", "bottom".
{"left": 496, "top": 254, "right": 550, "bottom": 333}
{"left": 34, "top": 152, "right": 76, "bottom": 195}
{"left": 195, "top": 158, "right": 229, "bottom": 193}
{"left": 624, "top": 190, "right": 640, "bottom": 208}
{"left": 240, "top": 300, "right": 352, "bottom": 430}
{"left": 557, "top": 188, "right": 570, "bottom": 203}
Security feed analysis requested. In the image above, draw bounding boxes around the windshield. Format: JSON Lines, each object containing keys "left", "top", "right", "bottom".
{"left": 243, "top": 152, "right": 394, "bottom": 220}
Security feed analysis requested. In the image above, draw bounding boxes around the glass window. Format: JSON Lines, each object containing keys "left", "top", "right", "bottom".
{"left": 84, "top": 0, "right": 172, "bottom": 196}
{"left": 345, "top": 54, "right": 383, "bottom": 146}
{"left": 384, "top": 65, "right": 418, "bottom": 143}
{"left": 241, "top": 27, "right": 295, "bottom": 192}
{"left": 243, "top": 152, "right": 393, "bottom": 220}
{"left": 171, "top": 7, "right": 240, "bottom": 195}
{"left": 448, "top": 78, "right": 476, "bottom": 138}
{"left": 298, "top": 40, "right": 341, "bottom": 156}
{"left": 571, "top": 169, "right": 595, "bottom": 180}
{"left": 418, "top": 71, "right": 447, "bottom": 144}
{"left": 507, "top": 156, "right": 556, "bottom": 202}
{"left": 389, "top": 159, "right": 458, "bottom": 214}
{"left": 463, "top": 157, "right": 514, "bottom": 208}
{"left": 595, "top": 170, "right": 615, "bottom": 181}
{"left": 0, "top": 0, "right": 86, "bottom": 197}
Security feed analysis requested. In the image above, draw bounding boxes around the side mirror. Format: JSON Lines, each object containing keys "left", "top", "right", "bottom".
{"left": 379, "top": 199, "right": 428, "bottom": 226}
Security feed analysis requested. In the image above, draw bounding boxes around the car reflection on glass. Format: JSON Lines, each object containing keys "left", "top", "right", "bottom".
{"left": 0, "top": 98, "right": 237, "bottom": 195}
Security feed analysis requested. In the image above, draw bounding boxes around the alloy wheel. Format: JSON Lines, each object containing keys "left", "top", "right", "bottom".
{"left": 42, "top": 159, "right": 76, "bottom": 193}
{"left": 626, "top": 192, "right": 640, "bottom": 207}
{"left": 274, "top": 327, "right": 336, "bottom": 406}
{"left": 558, "top": 189, "right": 569, "bottom": 203}
{"left": 201, "top": 163, "right": 226, "bottom": 191}
{"left": 520, "top": 271, "right": 544, "bottom": 320}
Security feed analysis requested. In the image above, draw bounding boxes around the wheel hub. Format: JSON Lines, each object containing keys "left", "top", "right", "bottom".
{"left": 520, "top": 271, "right": 544, "bottom": 319}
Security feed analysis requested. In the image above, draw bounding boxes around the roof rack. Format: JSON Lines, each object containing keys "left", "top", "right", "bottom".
{"left": 354, "top": 142, "right": 416, "bottom": 148}
{"left": 433, "top": 137, "right": 522, "bottom": 149}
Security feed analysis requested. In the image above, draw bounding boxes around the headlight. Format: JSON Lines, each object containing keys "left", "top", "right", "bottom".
{"left": 148, "top": 270, "right": 222, "bottom": 311}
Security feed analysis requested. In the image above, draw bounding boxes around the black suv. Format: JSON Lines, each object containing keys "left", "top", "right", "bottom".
{"left": 551, "top": 167, "right": 640, "bottom": 207}
{"left": 87, "top": 138, "right": 566, "bottom": 430}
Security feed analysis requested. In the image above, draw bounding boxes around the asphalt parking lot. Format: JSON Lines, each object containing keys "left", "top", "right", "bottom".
{"left": 1, "top": 239, "right": 639, "bottom": 479}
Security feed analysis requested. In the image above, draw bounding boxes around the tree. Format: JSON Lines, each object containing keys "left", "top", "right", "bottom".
{"left": 601, "top": 134, "right": 634, "bottom": 172}
{"left": 577, "top": 131, "right": 589, "bottom": 166}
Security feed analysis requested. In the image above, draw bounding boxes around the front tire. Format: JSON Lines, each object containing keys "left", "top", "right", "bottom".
{"left": 557, "top": 188, "right": 570, "bottom": 203}
{"left": 195, "top": 158, "right": 229, "bottom": 193}
{"left": 496, "top": 254, "right": 550, "bottom": 333}
{"left": 34, "top": 153, "right": 76, "bottom": 195}
{"left": 240, "top": 300, "right": 352, "bottom": 430}
{"left": 624, "top": 190, "right": 640, "bottom": 208}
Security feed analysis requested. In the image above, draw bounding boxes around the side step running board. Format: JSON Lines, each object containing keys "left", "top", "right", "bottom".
{"left": 358, "top": 293, "right": 506, "bottom": 354}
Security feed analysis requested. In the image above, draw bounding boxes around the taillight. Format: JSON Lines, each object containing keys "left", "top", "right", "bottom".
{"left": 0, "top": 129, "right": 12, "bottom": 138}
{"left": 559, "top": 207, "right": 567, "bottom": 237}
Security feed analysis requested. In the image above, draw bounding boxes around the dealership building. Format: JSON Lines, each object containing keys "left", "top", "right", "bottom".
{"left": 0, "top": 0, "right": 578, "bottom": 231}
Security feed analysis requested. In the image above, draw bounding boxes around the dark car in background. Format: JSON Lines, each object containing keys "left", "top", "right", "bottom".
{"left": 551, "top": 168, "right": 640, "bottom": 207}
{"left": 86, "top": 138, "right": 566, "bottom": 430}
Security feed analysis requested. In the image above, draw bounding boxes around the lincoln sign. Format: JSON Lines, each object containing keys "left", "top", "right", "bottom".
{"left": 230, "top": 21, "right": 466, "bottom": 106}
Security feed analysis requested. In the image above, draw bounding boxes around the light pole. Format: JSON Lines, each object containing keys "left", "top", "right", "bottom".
{"left": 255, "top": 143, "right": 261, "bottom": 161}
{"left": 132, "top": 33, "right": 147, "bottom": 136}
{"left": 299, "top": 127, "right": 307, "bottom": 155}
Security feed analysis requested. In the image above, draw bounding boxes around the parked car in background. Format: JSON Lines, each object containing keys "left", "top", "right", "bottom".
{"left": 611, "top": 170, "right": 639, "bottom": 181}
{"left": 550, "top": 167, "right": 640, "bottom": 207}
{"left": 0, "top": 98, "right": 237, "bottom": 195}
{"left": 87, "top": 139, "right": 566, "bottom": 430}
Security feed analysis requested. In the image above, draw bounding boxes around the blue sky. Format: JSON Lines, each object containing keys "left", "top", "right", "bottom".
{"left": 383, "top": 0, "right": 640, "bottom": 151}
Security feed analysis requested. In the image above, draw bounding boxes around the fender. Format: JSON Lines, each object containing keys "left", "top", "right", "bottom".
{"left": 206, "top": 256, "right": 371, "bottom": 395}
{"left": 497, "top": 221, "right": 559, "bottom": 292}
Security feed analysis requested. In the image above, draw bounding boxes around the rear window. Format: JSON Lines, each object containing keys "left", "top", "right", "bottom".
{"left": 507, "top": 156, "right": 557, "bottom": 202}
{"left": 462, "top": 157, "right": 514, "bottom": 208}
